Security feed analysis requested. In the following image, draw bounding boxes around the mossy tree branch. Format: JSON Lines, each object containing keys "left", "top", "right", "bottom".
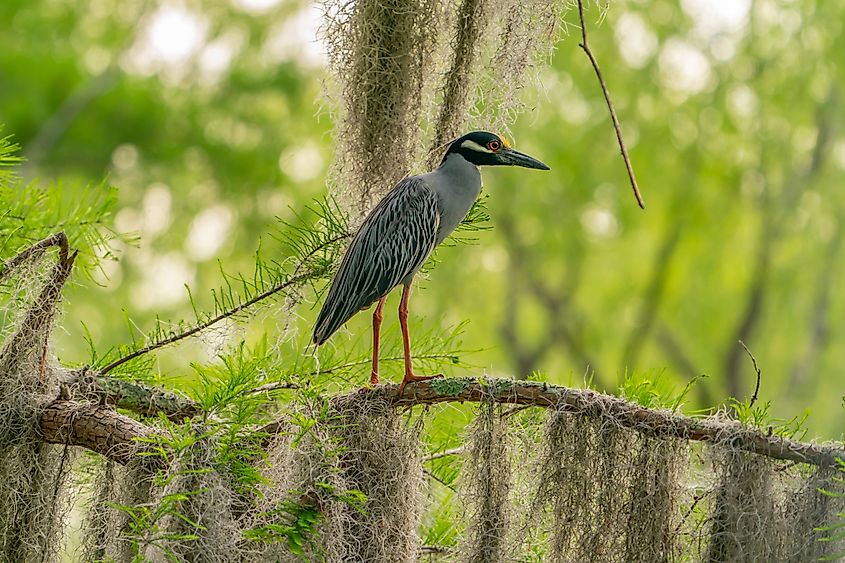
{"left": 41, "top": 377, "right": 843, "bottom": 469}
{"left": 357, "top": 378, "right": 845, "bottom": 467}
{"left": 61, "top": 370, "right": 201, "bottom": 421}
{"left": 39, "top": 400, "right": 154, "bottom": 466}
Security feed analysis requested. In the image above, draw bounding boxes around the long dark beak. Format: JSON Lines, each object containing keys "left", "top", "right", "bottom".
{"left": 498, "top": 147, "right": 550, "bottom": 170}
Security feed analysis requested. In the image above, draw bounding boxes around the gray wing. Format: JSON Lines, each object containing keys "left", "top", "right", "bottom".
{"left": 312, "top": 176, "right": 440, "bottom": 345}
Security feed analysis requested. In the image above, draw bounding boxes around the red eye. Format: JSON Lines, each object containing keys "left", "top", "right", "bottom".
{"left": 487, "top": 140, "right": 501, "bottom": 151}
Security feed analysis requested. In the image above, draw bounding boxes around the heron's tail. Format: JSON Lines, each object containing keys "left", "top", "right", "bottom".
{"left": 313, "top": 288, "right": 379, "bottom": 345}
{"left": 311, "top": 306, "right": 336, "bottom": 346}
{"left": 312, "top": 297, "right": 354, "bottom": 346}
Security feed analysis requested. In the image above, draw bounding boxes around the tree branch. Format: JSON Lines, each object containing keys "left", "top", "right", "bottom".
{"left": 621, "top": 222, "right": 681, "bottom": 370}
{"left": 576, "top": 0, "right": 645, "bottom": 209}
{"left": 0, "top": 231, "right": 70, "bottom": 283}
{"left": 423, "top": 447, "right": 465, "bottom": 463}
{"left": 62, "top": 370, "right": 201, "bottom": 421}
{"left": 39, "top": 400, "right": 154, "bottom": 466}
{"left": 0, "top": 232, "right": 77, "bottom": 373}
{"left": 738, "top": 340, "right": 762, "bottom": 408}
{"left": 723, "top": 87, "right": 835, "bottom": 398}
{"left": 498, "top": 216, "right": 601, "bottom": 382}
{"left": 788, "top": 219, "right": 844, "bottom": 389}
{"left": 35, "top": 378, "right": 845, "bottom": 469}
{"left": 339, "top": 378, "right": 844, "bottom": 468}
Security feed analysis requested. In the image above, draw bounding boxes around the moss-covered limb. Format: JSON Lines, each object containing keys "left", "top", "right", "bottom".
{"left": 95, "top": 376, "right": 200, "bottom": 420}
{"left": 0, "top": 231, "right": 69, "bottom": 281}
{"left": 38, "top": 400, "right": 153, "bottom": 465}
{"left": 34, "top": 377, "right": 845, "bottom": 470}
{"left": 337, "top": 378, "right": 845, "bottom": 468}
{"left": 68, "top": 373, "right": 200, "bottom": 420}
{"left": 0, "top": 232, "right": 76, "bottom": 369}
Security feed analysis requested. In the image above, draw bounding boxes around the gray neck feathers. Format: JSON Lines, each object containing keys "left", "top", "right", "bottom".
{"left": 424, "top": 154, "right": 483, "bottom": 244}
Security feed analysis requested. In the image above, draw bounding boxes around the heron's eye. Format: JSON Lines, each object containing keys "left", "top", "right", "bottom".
{"left": 487, "top": 140, "right": 501, "bottom": 151}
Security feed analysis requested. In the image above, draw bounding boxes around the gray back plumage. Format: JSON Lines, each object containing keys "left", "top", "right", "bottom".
{"left": 312, "top": 176, "right": 440, "bottom": 345}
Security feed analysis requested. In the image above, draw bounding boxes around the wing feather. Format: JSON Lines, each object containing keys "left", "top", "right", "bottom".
{"left": 312, "top": 177, "right": 439, "bottom": 344}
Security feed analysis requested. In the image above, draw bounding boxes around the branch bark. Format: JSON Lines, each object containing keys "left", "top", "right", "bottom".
{"left": 383, "top": 379, "right": 844, "bottom": 467}
{"left": 36, "top": 378, "right": 845, "bottom": 469}
{"left": 39, "top": 400, "right": 154, "bottom": 466}
{"left": 75, "top": 373, "right": 201, "bottom": 421}
{"left": 0, "top": 232, "right": 71, "bottom": 282}
{"left": 576, "top": 0, "right": 645, "bottom": 209}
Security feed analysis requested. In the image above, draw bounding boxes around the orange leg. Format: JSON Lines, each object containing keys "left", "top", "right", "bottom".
{"left": 371, "top": 296, "right": 387, "bottom": 385}
{"left": 398, "top": 283, "right": 442, "bottom": 394}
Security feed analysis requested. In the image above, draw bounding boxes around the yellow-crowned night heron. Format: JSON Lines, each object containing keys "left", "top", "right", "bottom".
{"left": 313, "top": 131, "right": 549, "bottom": 391}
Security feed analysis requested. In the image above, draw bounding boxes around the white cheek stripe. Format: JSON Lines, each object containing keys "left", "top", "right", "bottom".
{"left": 460, "top": 139, "right": 494, "bottom": 153}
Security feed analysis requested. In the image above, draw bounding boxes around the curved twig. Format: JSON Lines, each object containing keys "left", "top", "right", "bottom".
{"left": 576, "top": 0, "right": 645, "bottom": 209}
{"left": 738, "top": 340, "right": 762, "bottom": 408}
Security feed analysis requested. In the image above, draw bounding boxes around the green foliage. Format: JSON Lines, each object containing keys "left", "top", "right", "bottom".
{"left": 729, "top": 398, "right": 810, "bottom": 441}
{"left": 110, "top": 421, "right": 213, "bottom": 559}
{"left": 243, "top": 498, "right": 323, "bottom": 557}
{"left": 619, "top": 369, "right": 703, "bottom": 412}
{"left": 0, "top": 134, "right": 133, "bottom": 280}
{"left": 819, "top": 459, "right": 845, "bottom": 558}
{"left": 92, "top": 196, "right": 350, "bottom": 377}
{"left": 108, "top": 497, "right": 205, "bottom": 562}
{"left": 5, "top": 0, "right": 844, "bottom": 441}
{"left": 0, "top": 133, "right": 22, "bottom": 182}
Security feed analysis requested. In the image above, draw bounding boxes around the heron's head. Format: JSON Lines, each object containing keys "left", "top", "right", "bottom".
{"left": 443, "top": 131, "right": 550, "bottom": 170}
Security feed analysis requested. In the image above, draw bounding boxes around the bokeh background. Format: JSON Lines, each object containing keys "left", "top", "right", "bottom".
{"left": 2, "top": 0, "right": 845, "bottom": 436}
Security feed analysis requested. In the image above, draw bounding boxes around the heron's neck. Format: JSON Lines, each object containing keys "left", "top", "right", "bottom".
{"left": 426, "top": 153, "right": 482, "bottom": 245}
{"left": 437, "top": 152, "right": 477, "bottom": 173}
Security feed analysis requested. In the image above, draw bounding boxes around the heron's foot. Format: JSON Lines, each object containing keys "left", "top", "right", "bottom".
{"left": 398, "top": 372, "right": 443, "bottom": 395}
{"left": 370, "top": 370, "right": 379, "bottom": 386}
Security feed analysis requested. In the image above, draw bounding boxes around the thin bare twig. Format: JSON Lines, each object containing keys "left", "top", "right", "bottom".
{"left": 247, "top": 381, "right": 301, "bottom": 395}
{"left": 738, "top": 340, "right": 761, "bottom": 408}
{"left": 576, "top": 0, "right": 645, "bottom": 209}
{"left": 423, "top": 447, "right": 465, "bottom": 463}
{"left": 420, "top": 544, "right": 452, "bottom": 556}
{"left": 674, "top": 489, "right": 708, "bottom": 537}
{"left": 423, "top": 467, "right": 456, "bottom": 492}
{"left": 502, "top": 404, "right": 533, "bottom": 418}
